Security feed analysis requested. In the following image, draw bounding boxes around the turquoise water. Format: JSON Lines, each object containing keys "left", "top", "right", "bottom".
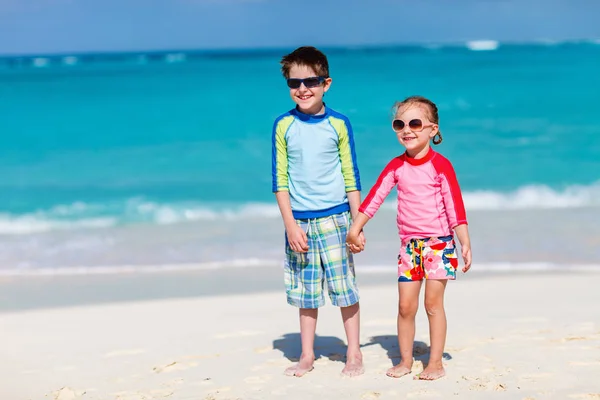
{"left": 1, "top": 42, "right": 599, "bottom": 271}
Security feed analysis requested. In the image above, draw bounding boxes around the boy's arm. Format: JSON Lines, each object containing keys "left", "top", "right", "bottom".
{"left": 347, "top": 190, "right": 361, "bottom": 221}
{"left": 337, "top": 118, "right": 361, "bottom": 193}
{"left": 454, "top": 224, "right": 472, "bottom": 273}
{"left": 272, "top": 117, "right": 308, "bottom": 253}
{"left": 275, "top": 191, "right": 308, "bottom": 253}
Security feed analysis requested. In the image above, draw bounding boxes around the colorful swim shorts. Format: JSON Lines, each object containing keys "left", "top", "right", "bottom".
{"left": 398, "top": 235, "right": 458, "bottom": 282}
{"left": 284, "top": 211, "right": 359, "bottom": 309}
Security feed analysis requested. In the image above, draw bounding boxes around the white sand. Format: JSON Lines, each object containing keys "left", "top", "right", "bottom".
{"left": 2, "top": 272, "right": 600, "bottom": 400}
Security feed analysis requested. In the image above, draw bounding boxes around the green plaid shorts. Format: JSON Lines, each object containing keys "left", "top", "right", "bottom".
{"left": 284, "top": 211, "right": 359, "bottom": 309}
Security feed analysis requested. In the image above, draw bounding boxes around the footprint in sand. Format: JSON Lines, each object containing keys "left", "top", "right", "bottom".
{"left": 570, "top": 361, "right": 600, "bottom": 366}
{"left": 363, "top": 319, "right": 397, "bottom": 327}
{"left": 103, "top": 349, "right": 146, "bottom": 358}
{"left": 494, "top": 384, "right": 507, "bottom": 391}
{"left": 462, "top": 375, "right": 490, "bottom": 391}
{"left": 110, "top": 392, "right": 146, "bottom": 400}
{"left": 361, "top": 392, "right": 381, "bottom": 399}
{"left": 215, "top": 330, "right": 264, "bottom": 339}
{"left": 560, "top": 336, "right": 589, "bottom": 342}
{"left": 254, "top": 346, "right": 273, "bottom": 354}
{"left": 407, "top": 389, "right": 441, "bottom": 398}
{"left": 51, "top": 387, "right": 86, "bottom": 400}
{"left": 153, "top": 361, "right": 198, "bottom": 373}
{"left": 468, "top": 383, "right": 488, "bottom": 391}
{"left": 243, "top": 375, "right": 272, "bottom": 384}
{"left": 518, "top": 373, "right": 554, "bottom": 382}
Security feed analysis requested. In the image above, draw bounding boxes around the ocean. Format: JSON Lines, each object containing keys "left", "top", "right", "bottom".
{"left": 1, "top": 41, "right": 599, "bottom": 275}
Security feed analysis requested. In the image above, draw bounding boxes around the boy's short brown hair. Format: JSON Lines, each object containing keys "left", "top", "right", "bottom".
{"left": 280, "top": 46, "right": 330, "bottom": 79}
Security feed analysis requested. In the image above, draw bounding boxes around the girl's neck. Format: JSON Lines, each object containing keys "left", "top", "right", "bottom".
{"left": 406, "top": 145, "right": 431, "bottom": 159}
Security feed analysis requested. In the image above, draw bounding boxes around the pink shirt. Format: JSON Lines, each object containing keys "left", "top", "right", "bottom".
{"left": 359, "top": 148, "right": 467, "bottom": 241}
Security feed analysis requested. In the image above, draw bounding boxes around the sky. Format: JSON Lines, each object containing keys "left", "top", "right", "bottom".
{"left": 1, "top": 0, "right": 600, "bottom": 55}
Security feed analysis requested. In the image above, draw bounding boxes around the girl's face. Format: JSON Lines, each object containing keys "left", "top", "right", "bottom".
{"left": 393, "top": 104, "right": 438, "bottom": 158}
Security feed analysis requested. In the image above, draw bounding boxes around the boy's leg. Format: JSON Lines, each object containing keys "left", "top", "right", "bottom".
{"left": 340, "top": 302, "right": 363, "bottom": 376}
{"left": 318, "top": 212, "right": 363, "bottom": 376}
{"left": 387, "top": 280, "right": 422, "bottom": 378}
{"left": 415, "top": 279, "right": 448, "bottom": 380}
{"left": 283, "top": 219, "right": 324, "bottom": 377}
{"left": 284, "top": 308, "right": 318, "bottom": 377}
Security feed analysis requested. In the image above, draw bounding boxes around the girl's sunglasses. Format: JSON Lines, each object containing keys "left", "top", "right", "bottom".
{"left": 392, "top": 119, "right": 435, "bottom": 132}
{"left": 286, "top": 76, "right": 326, "bottom": 89}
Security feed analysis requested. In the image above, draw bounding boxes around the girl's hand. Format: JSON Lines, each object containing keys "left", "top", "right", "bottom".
{"left": 287, "top": 224, "right": 309, "bottom": 253}
{"left": 461, "top": 244, "right": 472, "bottom": 273}
{"left": 346, "top": 229, "right": 364, "bottom": 253}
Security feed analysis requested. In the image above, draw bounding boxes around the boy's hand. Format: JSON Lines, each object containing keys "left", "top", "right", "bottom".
{"left": 346, "top": 229, "right": 364, "bottom": 253}
{"left": 461, "top": 244, "right": 472, "bottom": 273}
{"left": 287, "top": 224, "right": 309, "bottom": 253}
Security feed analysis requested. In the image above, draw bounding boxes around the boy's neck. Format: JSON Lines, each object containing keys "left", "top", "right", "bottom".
{"left": 297, "top": 103, "right": 326, "bottom": 116}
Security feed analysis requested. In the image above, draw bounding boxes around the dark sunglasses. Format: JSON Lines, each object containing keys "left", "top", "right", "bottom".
{"left": 286, "top": 76, "right": 326, "bottom": 89}
{"left": 392, "top": 118, "right": 435, "bottom": 132}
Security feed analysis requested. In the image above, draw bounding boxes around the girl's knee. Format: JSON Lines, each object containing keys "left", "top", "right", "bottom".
{"left": 424, "top": 298, "right": 444, "bottom": 316}
{"left": 398, "top": 301, "right": 418, "bottom": 318}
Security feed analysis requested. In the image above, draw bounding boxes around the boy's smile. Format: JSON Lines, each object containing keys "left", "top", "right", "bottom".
{"left": 288, "top": 64, "right": 331, "bottom": 115}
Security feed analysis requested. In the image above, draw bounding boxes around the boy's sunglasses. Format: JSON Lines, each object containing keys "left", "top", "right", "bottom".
{"left": 392, "top": 119, "right": 435, "bottom": 132}
{"left": 286, "top": 76, "right": 326, "bottom": 89}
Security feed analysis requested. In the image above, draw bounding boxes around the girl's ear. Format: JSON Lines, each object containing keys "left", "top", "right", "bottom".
{"left": 429, "top": 124, "right": 439, "bottom": 138}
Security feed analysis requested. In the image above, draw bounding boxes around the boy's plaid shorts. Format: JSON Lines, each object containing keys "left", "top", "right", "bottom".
{"left": 284, "top": 211, "right": 359, "bottom": 308}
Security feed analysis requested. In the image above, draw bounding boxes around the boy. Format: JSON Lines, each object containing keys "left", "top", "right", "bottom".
{"left": 272, "top": 46, "right": 365, "bottom": 377}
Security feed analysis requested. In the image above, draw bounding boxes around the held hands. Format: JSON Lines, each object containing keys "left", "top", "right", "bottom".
{"left": 346, "top": 229, "right": 366, "bottom": 254}
{"left": 286, "top": 224, "right": 309, "bottom": 253}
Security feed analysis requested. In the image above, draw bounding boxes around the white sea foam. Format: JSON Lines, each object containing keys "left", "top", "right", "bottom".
{"left": 466, "top": 40, "right": 499, "bottom": 51}
{"left": 0, "top": 183, "right": 598, "bottom": 235}
{"left": 0, "top": 260, "right": 597, "bottom": 277}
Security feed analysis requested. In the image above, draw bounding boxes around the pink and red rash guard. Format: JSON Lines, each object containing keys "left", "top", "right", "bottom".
{"left": 359, "top": 148, "right": 467, "bottom": 241}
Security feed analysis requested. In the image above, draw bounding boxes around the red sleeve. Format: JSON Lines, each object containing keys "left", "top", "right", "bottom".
{"left": 432, "top": 155, "right": 467, "bottom": 228}
{"left": 359, "top": 157, "right": 402, "bottom": 218}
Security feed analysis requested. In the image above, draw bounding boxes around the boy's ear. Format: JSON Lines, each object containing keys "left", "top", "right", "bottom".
{"left": 323, "top": 77, "right": 332, "bottom": 92}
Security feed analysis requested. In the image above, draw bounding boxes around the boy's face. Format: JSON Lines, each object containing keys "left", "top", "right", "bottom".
{"left": 288, "top": 64, "right": 331, "bottom": 115}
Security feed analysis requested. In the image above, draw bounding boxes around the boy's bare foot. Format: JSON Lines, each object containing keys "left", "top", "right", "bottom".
{"left": 284, "top": 354, "right": 315, "bottom": 377}
{"left": 386, "top": 364, "right": 412, "bottom": 378}
{"left": 341, "top": 352, "right": 364, "bottom": 377}
{"left": 413, "top": 365, "right": 445, "bottom": 380}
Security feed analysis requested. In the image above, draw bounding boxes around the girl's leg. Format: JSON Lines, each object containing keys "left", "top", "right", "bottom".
{"left": 416, "top": 279, "right": 448, "bottom": 380}
{"left": 387, "top": 281, "right": 422, "bottom": 378}
{"left": 284, "top": 308, "right": 317, "bottom": 377}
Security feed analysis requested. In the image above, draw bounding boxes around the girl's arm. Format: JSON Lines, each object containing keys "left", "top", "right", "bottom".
{"left": 346, "top": 158, "right": 402, "bottom": 252}
{"left": 346, "top": 212, "right": 370, "bottom": 252}
{"left": 454, "top": 224, "right": 472, "bottom": 272}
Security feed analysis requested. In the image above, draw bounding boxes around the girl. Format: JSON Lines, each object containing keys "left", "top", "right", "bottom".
{"left": 346, "top": 96, "right": 472, "bottom": 380}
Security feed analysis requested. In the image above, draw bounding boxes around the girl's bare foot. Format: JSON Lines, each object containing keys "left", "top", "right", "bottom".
{"left": 284, "top": 354, "right": 315, "bottom": 377}
{"left": 414, "top": 365, "right": 445, "bottom": 380}
{"left": 341, "top": 352, "right": 364, "bottom": 377}
{"left": 386, "top": 363, "right": 412, "bottom": 378}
